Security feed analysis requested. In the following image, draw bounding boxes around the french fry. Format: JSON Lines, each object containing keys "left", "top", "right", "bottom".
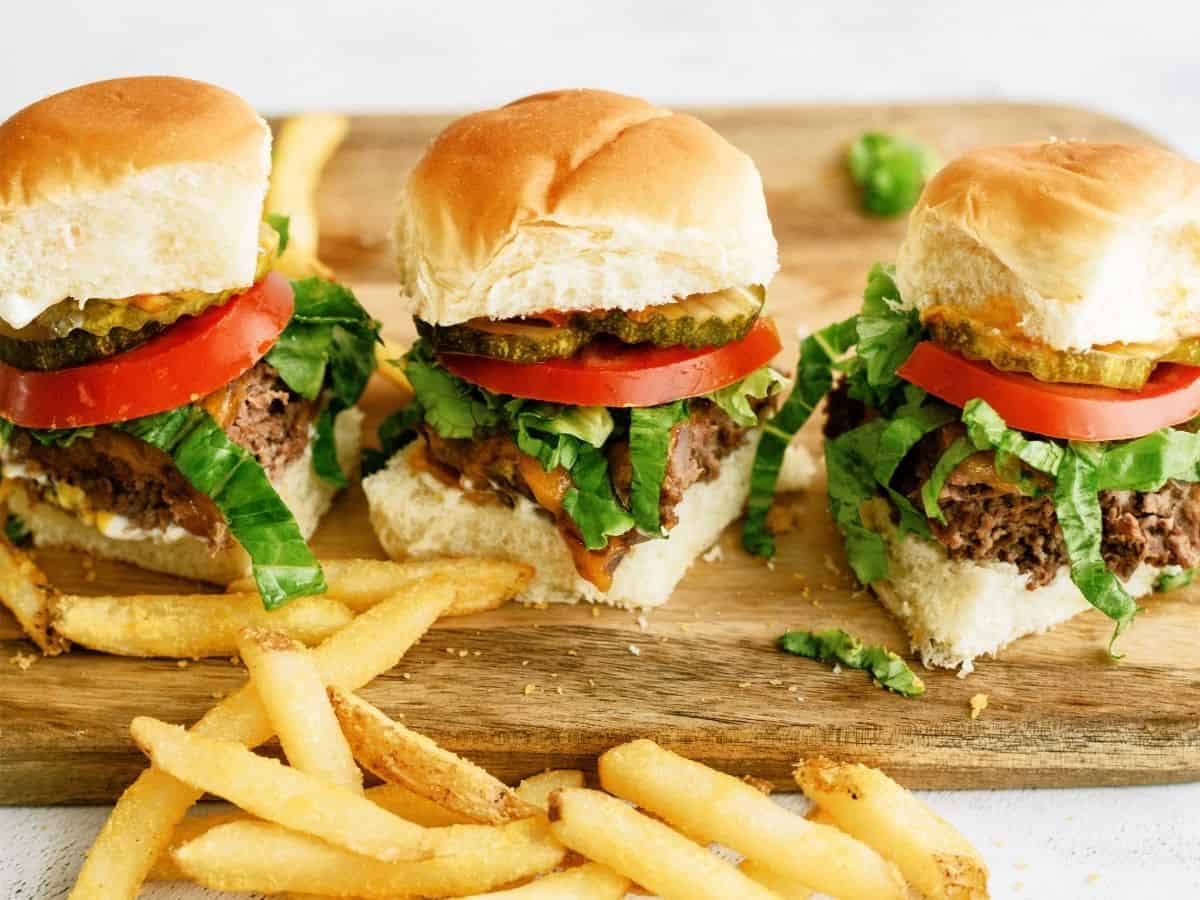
{"left": 130, "top": 716, "right": 433, "bottom": 862}
{"left": 146, "top": 811, "right": 243, "bottom": 881}
{"left": 265, "top": 113, "right": 348, "bottom": 278}
{"left": 739, "top": 859, "right": 815, "bottom": 899}
{"left": 237, "top": 627, "right": 362, "bottom": 792}
{"left": 173, "top": 817, "right": 565, "bottom": 897}
{"left": 599, "top": 740, "right": 905, "bottom": 900}
{"left": 515, "top": 770, "right": 586, "bottom": 812}
{"left": 52, "top": 592, "right": 352, "bottom": 658}
{"left": 460, "top": 862, "right": 631, "bottom": 899}
{"left": 367, "top": 782, "right": 474, "bottom": 827}
{"left": 375, "top": 339, "right": 412, "bottom": 393}
{"left": 0, "top": 534, "right": 67, "bottom": 655}
{"left": 795, "top": 757, "right": 990, "bottom": 900}
{"left": 71, "top": 570, "right": 525, "bottom": 899}
{"left": 547, "top": 788, "right": 777, "bottom": 900}
{"left": 228, "top": 557, "right": 527, "bottom": 617}
{"left": 329, "top": 687, "right": 539, "bottom": 824}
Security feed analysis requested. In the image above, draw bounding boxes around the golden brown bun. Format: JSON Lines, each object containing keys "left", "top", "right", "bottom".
{"left": 0, "top": 76, "right": 271, "bottom": 329}
{"left": 896, "top": 141, "right": 1200, "bottom": 352}
{"left": 395, "top": 89, "right": 778, "bottom": 325}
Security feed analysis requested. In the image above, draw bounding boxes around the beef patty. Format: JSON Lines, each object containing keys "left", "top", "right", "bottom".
{"left": 4, "top": 362, "right": 318, "bottom": 547}
{"left": 419, "top": 400, "right": 754, "bottom": 588}
{"left": 825, "top": 380, "right": 1200, "bottom": 588}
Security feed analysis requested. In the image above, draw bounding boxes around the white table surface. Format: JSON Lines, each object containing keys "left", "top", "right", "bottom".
{"left": 3, "top": 1, "right": 1200, "bottom": 896}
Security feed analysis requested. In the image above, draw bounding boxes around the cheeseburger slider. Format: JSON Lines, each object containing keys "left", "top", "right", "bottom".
{"left": 365, "top": 89, "right": 782, "bottom": 607}
{"left": 0, "top": 77, "right": 377, "bottom": 607}
{"left": 748, "top": 140, "right": 1200, "bottom": 669}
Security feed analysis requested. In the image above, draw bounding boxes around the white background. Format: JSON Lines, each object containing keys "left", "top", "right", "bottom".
{"left": 3, "top": 2, "right": 1200, "bottom": 897}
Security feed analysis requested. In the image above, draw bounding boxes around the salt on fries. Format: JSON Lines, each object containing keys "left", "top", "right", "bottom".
{"left": 0, "top": 533, "right": 66, "bottom": 655}
{"left": 547, "top": 787, "right": 779, "bottom": 900}
{"left": 69, "top": 564, "right": 531, "bottom": 898}
{"left": 236, "top": 627, "right": 363, "bottom": 792}
{"left": 51, "top": 592, "right": 352, "bottom": 658}
{"left": 796, "top": 757, "right": 990, "bottom": 900}
{"left": 599, "top": 738, "right": 905, "bottom": 900}
{"left": 329, "top": 686, "right": 540, "bottom": 824}
{"left": 173, "top": 817, "right": 563, "bottom": 896}
{"left": 264, "top": 112, "right": 348, "bottom": 278}
{"left": 228, "top": 556, "right": 524, "bottom": 617}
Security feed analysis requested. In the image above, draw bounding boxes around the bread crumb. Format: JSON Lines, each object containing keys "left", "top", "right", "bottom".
{"left": 588, "top": 678, "right": 596, "bottom": 688}
{"left": 457, "top": 649, "right": 469, "bottom": 658}
{"left": 521, "top": 660, "right": 530, "bottom": 667}
{"left": 473, "top": 650, "right": 482, "bottom": 657}
{"left": 555, "top": 686, "right": 564, "bottom": 695}
{"left": 741, "top": 775, "right": 773, "bottom": 795}
{"left": 822, "top": 554, "right": 840, "bottom": 575}
{"left": 738, "top": 681, "right": 751, "bottom": 689}
{"left": 636, "top": 614, "right": 649, "bottom": 632}
{"left": 766, "top": 558, "right": 777, "bottom": 572}
{"left": 445, "top": 647, "right": 456, "bottom": 655}
{"left": 768, "top": 678, "right": 783, "bottom": 686}
{"left": 567, "top": 649, "right": 578, "bottom": 656}
{"left": 680, "top": 623, "right": 691, "bottom": 633}
{"left": 970, "top": 693, "right": 989, "bottom": 719}
{"left": 831, "top": 664, "right": 842, "bottom": 674}
{"left": 402, "top": 673, "right": 412, "bottom": 680}
{"left": 10, "top": 651, "right": 37, "bottom": 671}
{"left": 628, "top": 645, "right": 641, "bottom": 657}
{"left": 590, "top": 606, "right": 601, "bottom": 618}
{"left": 701, "top": 543, "right": 725, "bottom": 563}
{"left": 176, "top": 660, "right": 189, "bottom": 669}
{"left": 523, "top": 684, "right": 537, "bottom": 696}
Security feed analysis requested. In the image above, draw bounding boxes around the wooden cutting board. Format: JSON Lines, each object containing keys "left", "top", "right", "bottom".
{"left": 4, "top": 103, "right": 1199, "bottom": 805}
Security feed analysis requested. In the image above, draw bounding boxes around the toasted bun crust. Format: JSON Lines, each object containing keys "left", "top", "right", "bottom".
{"left": 874, "top": 532, "right": 1160, "bottom": 672}
{"left": 11, "top": 407, "right": 361, "bottom": 585}
{"left": 896, "top": 141, "right": 1200, "bottom": 352}
{"left": 364, "top": 436, "right": 758, "bottom": 608}
{"left": 0, "top": 76, "right": 271, "bottom": 329}
{"left": 395, "top": 89, "right": 778, "bottom": 325}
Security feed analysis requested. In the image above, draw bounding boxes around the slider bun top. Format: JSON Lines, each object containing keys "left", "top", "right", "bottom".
{"left": 0, "top": 76, "right": 271, "bottom": 330}
{"left": 896, "top": 141, "right": 1200, "bottom": 353}
{"left": 395, "top": 89, "right": 778, "bottom": 326}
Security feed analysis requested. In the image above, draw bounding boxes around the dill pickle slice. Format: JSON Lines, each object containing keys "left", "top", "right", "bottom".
{"left": 423, "top": 285, "right": 766, "bottom": 362}
{"left": 927, "top": 316, "right": 1155, "bottom": 388}
{"left": 1159, "top": 338, "right": 1200, "bottom": 366}
{"left": 417, "top": 317, "right": 591, "bottom": 363}
{"left": 0, "top": 322, "right": 164, "bottom": 371}
{"left": 581, "top": 284, "right": 764, "bottom": 348}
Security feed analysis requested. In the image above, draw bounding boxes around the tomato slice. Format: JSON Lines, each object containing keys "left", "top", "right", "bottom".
{"left": 441, "top": 318, "right": 783, "bottom": 407}
{"left": 898, "top": 340, "right": 1200, "bottom": 441}
{"left": 0, "top": 271, "right": 294, "bottom": 430}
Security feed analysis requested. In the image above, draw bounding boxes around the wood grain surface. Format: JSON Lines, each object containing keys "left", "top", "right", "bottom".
{"left": 4, "top": 102, "right": 1198, "bottom": 805}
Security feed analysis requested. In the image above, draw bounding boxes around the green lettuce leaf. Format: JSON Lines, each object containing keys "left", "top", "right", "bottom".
{"left": 116, "top": 406, "right": 325, "bottom": 609}
{"left": 850, "top": 265, "right": 923, "bottom": 410}
{"left": 847, "top": 132, "right": 937, "bottom": 217}
{"left": 4, "top": 513, "right": 30, "bottom": 546}
{"left": 743, "top": 316, "right": 859, "bottom": 557}
{"left": 777, "top": 628, "right": 925, "bottom": 697}
{"left": 1096, "top": 429, "right": 1200, "bottom": 492}
{"left": 311, "top": 405, "right": 347, "bottom": 489}
{"left": 825, "top": 420, "right": 891, "bottom": 583}
{"left": 628, "top": 401, "right": 689, "bottom": 534}
{"left": 562, "top": 443, "right": 636, "bottom": 550}
{"left": 265, "top": 213, "right": 291, "bottom": 253}
{"left": 920, "top": 436, "right": 975, "bottom": 524}
{"left": 961, "top": 399, "right": 1064, "bottom": 475}
{"left": 405, "top": 341, "right": 503, "bottom": 439}
{"left": 1155, "top": 567, "right": 1195, "bottom": 592}
{"left": 1053, "top": 443, "right": 1138, "bottom": 647}
{"left": 872, "top": 391, "right": 955, "bottom": 486}
{"left": 362, "top": 404, "right": 423, "bottom": 477}
{"left": 702, "top": 367, "right": 788, "bottom": 428}
{"left": 512, "top": 403, "right": 614, "bottom": 473}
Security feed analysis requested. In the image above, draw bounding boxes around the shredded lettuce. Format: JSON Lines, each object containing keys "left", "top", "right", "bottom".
{"left": 1155, "top": 567, "right": 1195, "bottom": 592}
{"left": 628, "top": 402, "right": 689, "bottom": 534}
{"left": 115, "top": 406, "right": 326, "bottom": 608}
{"left": 702, "top": 367, "right": 787, "bottom": 428}
{"left": 362, "top": 405, "right": 423, "bottom": 477}
{"left": 824, "top": 421, "right": 892, "bottom": 583}
{"left": 961, "top": 399, "right": 1064, "bottom": 475}
{"left": 778, "top": 628, "right": 925, "bottom": 696}
{"left": 561, "top": 443, "right": 636, "bottom": 549}
{"left": 920, "top": 436, "right": 974, "bottom": 524}
{"left": 847, "top": 132, "right": 937, "bottom": 217}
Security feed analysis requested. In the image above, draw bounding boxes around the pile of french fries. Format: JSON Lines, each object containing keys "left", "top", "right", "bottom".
{"left": 46, "top": 541, "right": 989, "bottom": 899}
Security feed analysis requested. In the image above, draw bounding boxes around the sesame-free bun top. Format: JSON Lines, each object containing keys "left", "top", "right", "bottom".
{"left": 0, "top": 76, "right": 271, "bottom": 330}
{"left": 395, "top": 89, "right": 778, "bottom": 326}
{"left": 896, "top": 140, "right": 1200, "bottom": 353}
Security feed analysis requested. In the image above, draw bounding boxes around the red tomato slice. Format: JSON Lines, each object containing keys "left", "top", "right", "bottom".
{"left": 898, "top": 340, "right": 1200, "bottom": 441}
{"left": 0, "top": 271, "right": 294, "bottom": 430}
{"left": 441, "top": 318, "right": 783, "bottom": 407}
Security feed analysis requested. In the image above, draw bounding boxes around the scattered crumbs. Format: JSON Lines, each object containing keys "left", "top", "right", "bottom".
{"left": 628, "top": 645, "right": 641, "bottom": 657}
{"left": 473, "top": 650, "right": 482, "bottom": 657}
{"left": 822, "top": 554, "right": 840, "bottom": 576}
{"left": 788, "top": 685, "right": 799, "bottom": 693}
{"left": 523, "top": 684, "right": 537, "bottom": 696}
{"left": 831, "top": 664, "right": 843, "bottom": 674}
{"left": 680, "top": 623, "right": 692, "bottom": 633}
{"left": 457, "top": 649, "right": 469, "bottom": 658}
{"left": 768, "top": 678, "right": 783, "bottom": 687}
{"left": 590, "top": 606, "right": 601, "bottom": 618}
{"left": 176, "top": 660, "right": 189, "bottom": 669}
{"left": 550, "top": 673, "right": 559, "bottom": 679}
{"left": 555, "top": 686, "right": 564, "bottom": 696}
{"left": 766, "top": 558, "right": 777, "bottom": 572}
{"left": 445, "top": 647, "right": 457, "bottom": 656}
{"left": 588, "top": 678, "right": 596, "bottom": 688}
{"left": 1086, "top": 874, "right": 1100, "bottom": 885}
{"left": 970, "top": 693, "right": 989, "bottom": 720}
{"left": 521, "top": 660, "right": 530, "bottom": 667}
{"left": 811, "top": 598, "right": 823, "bottom": 608}
{"left": 738, "top": 681, "right": 752, "bottom": 689}
{"left": 701, "top": 543, "right": 725, "bottom": 563}
{"left": 741, "top": 775, "right": 774, "bottom": 795}
{"left": 402, "top": 673, "right": 412, "bottom": 680}
{"left": 636, "top": 614, "right": 649, "bottom": 632}
{"left": 9, "top": 651, "right": 37, "bottom": 671}
{"left": 209, "top": 691, "right": 225, "bottom": 700}
{"left": 567, "top": 649, "right": 578, "bottom": 656}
